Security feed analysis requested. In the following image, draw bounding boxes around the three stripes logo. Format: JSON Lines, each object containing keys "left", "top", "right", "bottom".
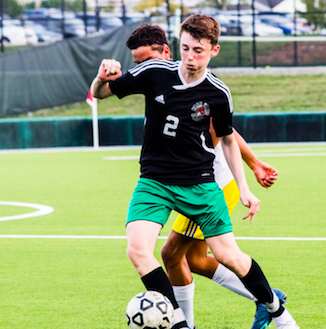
{"left": 155, "top": 94, "right": 165, "bottom": 104}
{"left": 217, "top": 219, "right": 224, "bottom": 226}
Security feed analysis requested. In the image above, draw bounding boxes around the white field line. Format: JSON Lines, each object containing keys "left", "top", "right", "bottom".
{"left": 0, "top": 235, "right": 325, "bottom": 241}
{"left": 0, "top": 146, "right": 142, "bottom": 155}
{"left": 254, "top": 147, "right": 326, "bottom": 153}
{"left": 103, "top": 155, "right": 139, "bottom": 160}
{"left": 220, "top": 36, "right": 326, "bottom": 42}
{"left": 0, "top": 201, "right": 54, "bottom": 222}
{"left": 255, "top": 152, "right": 326, "bottom": 157}
{"left": 102, "top": 152, "right": 326, "bottom": 161}
{"left": 0, "top": 143, "right": 326, "bottom": 155}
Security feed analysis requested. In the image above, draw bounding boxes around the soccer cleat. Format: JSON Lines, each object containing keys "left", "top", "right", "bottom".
{"left": 250, "top": 289, "right": 287, "bottom": 329}
{"left": 273, "top": 306, "right": 299, "bottom": 329}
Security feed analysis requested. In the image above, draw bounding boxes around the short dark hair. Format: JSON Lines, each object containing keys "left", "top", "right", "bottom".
{"left": 126, "top": 24, "right": 168, "bottom": 53}
{"left": 180, "top": 14, "right": 220, "bottom": 46}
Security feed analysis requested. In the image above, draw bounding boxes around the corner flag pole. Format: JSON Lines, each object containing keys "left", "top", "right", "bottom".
{"left": 86, "top": 89, "right": 99, "bottom": 149}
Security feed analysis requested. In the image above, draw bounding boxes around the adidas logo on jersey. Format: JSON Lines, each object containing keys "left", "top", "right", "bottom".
{"left": 155, "top": 94, "right": 165, "bottom": 104}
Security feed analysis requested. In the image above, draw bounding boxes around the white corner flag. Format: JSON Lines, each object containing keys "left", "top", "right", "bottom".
{"left": 86, "top": 89, "right": 99, "bottom": 149}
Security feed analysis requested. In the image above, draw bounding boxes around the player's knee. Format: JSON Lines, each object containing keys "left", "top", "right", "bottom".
{"left": 219, "top": 253, "right": 250, "bottom": 276}
{"left": 187, "top": 254, "right": 203, "bottom": 274}
{"left": 161, "top": 245, "right": 183, "bottom": 269}
{"left": 161, "top": 245, "right": 174, "bottom": 266}
{"left": 127, "top": 243, "right": 149, "bottom": 265}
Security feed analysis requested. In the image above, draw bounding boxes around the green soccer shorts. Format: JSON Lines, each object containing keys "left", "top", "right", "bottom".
{"left": 126, "top": 177, "right": 232, "bottom": 238}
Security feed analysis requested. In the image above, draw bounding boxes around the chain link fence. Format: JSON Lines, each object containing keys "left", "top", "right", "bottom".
{"left": 0, "top": 0, "right": 326, "bottom": 67}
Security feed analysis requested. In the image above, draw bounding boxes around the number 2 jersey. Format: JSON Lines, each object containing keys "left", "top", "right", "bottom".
{"left": 109, "top": 60, "right": 234, "bottom": 186}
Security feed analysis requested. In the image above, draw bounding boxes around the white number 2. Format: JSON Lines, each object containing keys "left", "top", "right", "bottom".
{"left": 163, "top": 115, "right": 179, "bottom": 137}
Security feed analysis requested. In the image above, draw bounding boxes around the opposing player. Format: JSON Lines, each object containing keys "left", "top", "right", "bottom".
{"left": 91, "top": 14, "right": 299, "bottom": 329}
{"left": 125, "top": 23, "right": 286, "bottom": 329}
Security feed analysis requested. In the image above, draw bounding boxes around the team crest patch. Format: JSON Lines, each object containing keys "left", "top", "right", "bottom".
{"left": 191, "top": 101, "right": 210, "bottom": 121}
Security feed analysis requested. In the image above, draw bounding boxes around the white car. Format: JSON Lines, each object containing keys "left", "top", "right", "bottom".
{"left": 259, "top": 14, "right": 314, "bottom": 35}
{"left": 1, "top": 20, "right": 38, "bottom": 45}
{"left": 228, "top": 16, "right": 284, "bottom": 36}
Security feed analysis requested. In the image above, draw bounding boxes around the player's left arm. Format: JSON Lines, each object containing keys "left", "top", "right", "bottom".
{"left": 233, "top": 129, "right": 278, "bottom": 189}
{"left": 221, "top": 132, "right": 260, "bottom": 223}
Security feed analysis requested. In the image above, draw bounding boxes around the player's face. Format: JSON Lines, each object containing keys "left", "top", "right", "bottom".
{"left": 180, "top": 31, "right": 220, "bottom": 77}
{"left": 131, "top": 45, "right": 171, "bottom": 64}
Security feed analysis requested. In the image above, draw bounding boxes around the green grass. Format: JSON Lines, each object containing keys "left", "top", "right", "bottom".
{"left": 11, "top": 74, "right": 326, "bottom": 118}
{"left": 0, "top": 144, "right": 325, "bottom": 328}
{"left": 1, "top": 45, "right": 26, "bottom": 52}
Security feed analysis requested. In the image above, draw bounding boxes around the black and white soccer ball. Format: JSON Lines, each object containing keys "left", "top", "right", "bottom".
{"left": 126, "top": 291, "right": 174, "bottom": 329}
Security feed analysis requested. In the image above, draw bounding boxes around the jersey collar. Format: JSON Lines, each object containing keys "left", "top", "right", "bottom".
{"left": 173, "top": 61, "right": 208, "bottom": 90}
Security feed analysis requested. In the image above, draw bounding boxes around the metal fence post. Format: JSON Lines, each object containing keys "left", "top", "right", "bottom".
{"left": 0, "top": 0, "right": 4, "bottom": 53}
{"left": 237, "top": 0, "right": 242, "bottom": 66}
{"left": 61, "top": 0, "right": 65, "bottom": 38}
{"left": 95, "top": 0, "right": 101, "bottom": 31}
{"left": 252, "top": 0, "right": 257, "bottom": 68}
{"left": 121, "top": 0, "right": 127, "bottom": 25}
{"left": 83, "top": 0, "right": 87, "bottom": 35}
{"left": 293, "top": 0, "right": 298, "bottom": 66}
{"left": 166, "top": 0, "right": 172, "bottom": 45}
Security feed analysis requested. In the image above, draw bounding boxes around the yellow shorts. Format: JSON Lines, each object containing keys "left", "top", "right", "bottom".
{"left": 171, "top": 179, "right": 240, "bottom": 240}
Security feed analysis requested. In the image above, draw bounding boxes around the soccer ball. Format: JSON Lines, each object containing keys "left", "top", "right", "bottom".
{"left": 126, "top": 291, "right": 174, "bottom": 329}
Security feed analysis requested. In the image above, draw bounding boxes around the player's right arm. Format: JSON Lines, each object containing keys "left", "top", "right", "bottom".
{"left": 91, "top": 59, "right": 122, "bottom": 99}
{"left": 221, "top": 133, "right": 260, "bottom": 223}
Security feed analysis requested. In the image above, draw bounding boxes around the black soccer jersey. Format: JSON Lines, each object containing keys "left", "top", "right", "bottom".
{"left": 109, "top": 60, "right": 233, "bottom": 186}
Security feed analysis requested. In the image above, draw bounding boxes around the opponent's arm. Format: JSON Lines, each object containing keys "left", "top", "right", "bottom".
{"left": 234, "top": 129, "right": 278, "bottom": 189}
{"left": 209, "top": 118, "right": 221, "bottom": 147}
{"left": 91, "top": 59, "right": 122, "bottom": 99}
{"left": 210, "top": 121, "right": 278, "bottom": 188}
{"left": 221, "top": 133, "right": 260, "bottom": 223}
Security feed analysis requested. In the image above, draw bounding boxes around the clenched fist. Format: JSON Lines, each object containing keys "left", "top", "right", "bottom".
{"left": 97, "top": 59, "right": 122, "bottom": 81}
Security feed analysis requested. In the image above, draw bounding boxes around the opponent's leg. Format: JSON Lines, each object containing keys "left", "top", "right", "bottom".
{"left": 161, "top": 230, "right": 195, "bottom": 328}
{"left": 161, "top": 231, "right": 194, "bottom": 286}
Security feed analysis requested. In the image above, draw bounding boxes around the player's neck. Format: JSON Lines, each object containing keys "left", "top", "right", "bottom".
{"left": 180, "top": 65, "right": 206, "bottom": 84}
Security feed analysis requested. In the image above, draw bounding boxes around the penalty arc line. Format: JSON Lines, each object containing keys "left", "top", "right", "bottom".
{"left": 0, "top": 235, "right": 325, "bottom": 241}
{"left": 0, "top": 201, "right": 54, "bottom": 222}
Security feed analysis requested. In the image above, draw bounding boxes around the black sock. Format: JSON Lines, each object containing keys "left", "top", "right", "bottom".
{"left": 240, "top": 259, "right": 273, "bottom": 304}
{"left": 141, "top": 266, "right": 179, "bottom": 309}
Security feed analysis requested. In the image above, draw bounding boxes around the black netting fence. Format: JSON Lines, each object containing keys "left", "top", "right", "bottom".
{"left": 0, "top": 0, "right": 326, "bottom": 116}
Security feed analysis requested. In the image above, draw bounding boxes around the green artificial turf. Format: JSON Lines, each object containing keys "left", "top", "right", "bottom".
{"left": 0, "top": 144, "right": 325, "bottom": 328}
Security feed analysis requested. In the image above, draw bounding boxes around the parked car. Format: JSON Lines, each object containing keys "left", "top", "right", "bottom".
{"left": 259, "top": 14, "right": 313, "bottom": 35}
{"left": 1, "top": 19, "right": 38, "bottom": 45}
{"left": 122, "top": 12, "right": 148, "bottom": 23}
{"left": 23, "top": 8, "right": 61, "bottom": 22}
{"left": 75, "top": 12, "right": 123, "bottom": 31}
{"left": 46, "top": 14, "right": 97, "bottom": 38}
{"left": 214, "top": 14, "right": 242, "bottom": 36}
{"left": 228, "top": 15, "right": 284, "bottom": 36}
{"left": 24, "top": 20, "right": 63, "bottom": 43}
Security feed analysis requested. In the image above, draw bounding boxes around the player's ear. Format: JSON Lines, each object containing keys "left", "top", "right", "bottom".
{"left": 211, "top": 44, "right": 220, "bottom": 58}
{"left": 163, "top": 44, "right": 171, "bottom": 60}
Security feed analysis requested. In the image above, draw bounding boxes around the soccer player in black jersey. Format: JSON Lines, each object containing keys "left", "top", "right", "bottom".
{"left": 124, "top": 24, "right": 287, "bottom": 329}
{"left": 125, "top": 24, "right": 292, "bottom": 329}
{"left": 91, "top": 15, "right": 299, "bottom": 329}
